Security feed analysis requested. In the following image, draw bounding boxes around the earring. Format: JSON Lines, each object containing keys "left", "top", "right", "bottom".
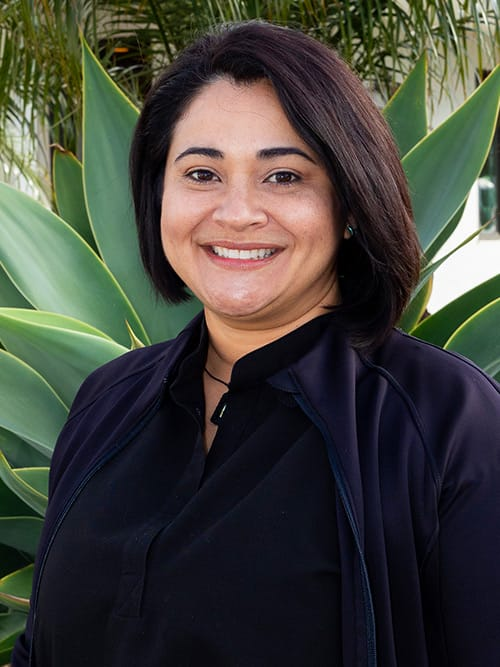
{"left": 346, "top": 223, "right": 356, "bottom": 238}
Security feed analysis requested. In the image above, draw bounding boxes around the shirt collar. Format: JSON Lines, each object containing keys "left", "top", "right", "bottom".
{"left": 229, "top": 311, "right": 336, "bottom": 390}
{"left": 171, "top": 310, "right": 337, "bottom": 398}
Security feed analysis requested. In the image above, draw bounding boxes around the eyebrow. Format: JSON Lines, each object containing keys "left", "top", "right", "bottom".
{"left": 174, "top": 147, "right": 223, "bottom": 162}
{"left": 174, "top": 146, "right": 316, "bottom": 164}
{"left": 257, "top": 147, "right": 316, "bottom": 164}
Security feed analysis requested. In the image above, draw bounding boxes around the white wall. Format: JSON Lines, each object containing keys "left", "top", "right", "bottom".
{"left": 425, "top": 49, "right": 499, "bottom": 314}
{"left": 427, "top": 183, "right": 499, "bottom": 313}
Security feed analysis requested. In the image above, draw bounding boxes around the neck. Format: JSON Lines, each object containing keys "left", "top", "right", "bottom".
{"left": 204, "top": 307, "right": 330, "bottom": 382}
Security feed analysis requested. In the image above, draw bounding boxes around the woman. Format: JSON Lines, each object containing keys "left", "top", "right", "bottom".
{"left": 13, "top": 21, "right": 500, "bottom": 667}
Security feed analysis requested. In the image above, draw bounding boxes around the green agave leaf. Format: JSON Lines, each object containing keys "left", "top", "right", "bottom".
{"left": 0, "top": 454, "right": 48, "bottom": 517}
{"left": 0, "top": 428, "right": 50, "bottom": 469}
{"left": 126, "top": 320, "right": 146, "bottom": 349}
{"left": 423, "top": 200, "right": 466, "bottom": 265}
{"left": 444, "top": 298, "right": 500, "bottom": 380}
{"left": 0, "top": 610, "right": 27, "bottom": 658}
{"left": 0, "top": 565, "right": 33, "bottom": 612}
{"left": 0, "top": 645, "right": 15, "bottom": 664}
{"left": 398, "top": 275, "right": 433, "bottom": 332}
{"left": 403, "top": 66, "right": 500, "bottom": 255}
{"left": 13, "top": 468, "right": 48, "bottom": 498}
{"left": 0, "top": 645, "right": 14, "bottom": 665}
{"left": 0, "top": 309, "right": 127, "bottom": 408}
{"left": 0, "top": 350, "right": 68, "bottom": 458}
{"left": 0, "top": 308, "right": 117, "bottom": 339}
{"left": 0, "top": 544, "right": 31, "bottom": 580}
{"left": 0, "top": 466, "right": 38, "bottom": 519}
{"left": 417, "top": 224, "right": 485, "bottom": 293}
{"left": 0, "top": 516, "right": 43, "bottom": 557}
{"left": 0, "top": 265, "right": 32, "bottom": 309}
{"left": 383, "top": 53, "right": 427, "bottom": 157}
{"left": 411, "top": 274, "right": 500, "bottom": 346}
{"left": 82, "top": 40, "right": 202, "bottom": 343}
{"left": 52, "top": 147, "right": 96, "bottom": 250}
{"left": 0, "top": 182, "right": 147, "bottom": 347}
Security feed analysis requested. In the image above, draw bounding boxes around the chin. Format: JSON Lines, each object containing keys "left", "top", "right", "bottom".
{"left": 204, "top": 294, "right": 273, "bottom": 321}
{"left": 212, "top": 304, "right": 266, "bottom": 320}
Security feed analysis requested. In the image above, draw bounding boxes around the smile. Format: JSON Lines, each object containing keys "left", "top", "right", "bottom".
{"left": 211, "top": 246, "right": 277, "bottom": 260}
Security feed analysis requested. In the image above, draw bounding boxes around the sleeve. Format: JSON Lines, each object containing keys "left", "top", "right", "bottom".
{"left": 425, "top": 373, "right": 500, "bottom": 665}
{"left": 11, "top": 632, "right": 30, "bottom": 666}
{"left": 10, "top": 369, "right": 106, "bottom": 666}
{"left": 10, "top": 341, "right": 168, "bottom": 665}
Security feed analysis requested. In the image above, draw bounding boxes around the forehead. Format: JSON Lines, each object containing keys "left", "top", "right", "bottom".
{"left": 168, "top": 78, "right": 308, "bottom": 153}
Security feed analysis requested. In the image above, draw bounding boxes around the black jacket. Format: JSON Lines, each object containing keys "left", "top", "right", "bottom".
{"left": 13, "top": 315, "right": 500, "bottom": 666}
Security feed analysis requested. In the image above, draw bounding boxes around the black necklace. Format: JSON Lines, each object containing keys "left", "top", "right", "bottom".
{"left": 204, "top": 366, "right": 230, "bottom": 389}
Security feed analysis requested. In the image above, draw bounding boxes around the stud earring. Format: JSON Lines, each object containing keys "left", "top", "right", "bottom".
{"left": 346, "top": 223, "right": 356, "bottom": 238}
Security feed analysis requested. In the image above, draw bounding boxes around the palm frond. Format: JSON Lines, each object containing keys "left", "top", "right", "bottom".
{"left": 0, "top": 0, "right": 498, "bottom": 192}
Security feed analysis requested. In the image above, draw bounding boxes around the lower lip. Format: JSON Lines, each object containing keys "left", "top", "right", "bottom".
{"left": 204, "top": 247, "right": 281, "bottom": 269}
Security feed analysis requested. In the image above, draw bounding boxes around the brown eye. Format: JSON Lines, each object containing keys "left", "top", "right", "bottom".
{"left": 188, "top": 169, "right": 218, "bottom": 182}
{"left": 267, "top": 171, "right": 299, "bottom": 185}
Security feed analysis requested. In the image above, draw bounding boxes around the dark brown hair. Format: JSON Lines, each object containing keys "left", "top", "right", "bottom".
{"left": 129, "top": 21, "right": 421, "bottom": 349}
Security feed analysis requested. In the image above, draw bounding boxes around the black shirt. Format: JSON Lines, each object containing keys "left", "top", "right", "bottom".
{"left": 35, "top": 314, "right": 341, "bottom": 666}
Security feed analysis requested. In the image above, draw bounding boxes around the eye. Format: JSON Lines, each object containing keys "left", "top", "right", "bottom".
{"left": 186, "top": 169, "right": 219, "bottom": 183}
{"left": 266, "top": 171, "right": 300, "bottom": 185}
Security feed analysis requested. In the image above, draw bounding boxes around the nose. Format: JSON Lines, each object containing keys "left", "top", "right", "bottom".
{"left": 212, "top": 181, "right": 268, "bottom": 229}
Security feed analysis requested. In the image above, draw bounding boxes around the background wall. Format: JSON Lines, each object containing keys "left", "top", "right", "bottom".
{"left": 427, "top": 58, "right": 499, "bottom": 313}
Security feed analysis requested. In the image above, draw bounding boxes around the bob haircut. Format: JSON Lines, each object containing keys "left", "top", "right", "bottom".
{"left": 130, "top": 21, "right": 421, "bottom": 350}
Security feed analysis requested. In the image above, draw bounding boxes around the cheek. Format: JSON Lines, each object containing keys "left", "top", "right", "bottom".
{"left": 159, "top": 194, "right": 185, "bottom": 249}
{"left": 159, "top": 213, "right": 182, "bottom": 278}
{"left": 317, "top": 200, "right": 344, "bottom": 249}
{"left": 159, "top": 209, "right": 199, "bottom": 291}
{"left": 159, "top": 210, "right": 171, "bottom": 258}
{"left": 299, "top": 202, "right": 340, "bottom": 251}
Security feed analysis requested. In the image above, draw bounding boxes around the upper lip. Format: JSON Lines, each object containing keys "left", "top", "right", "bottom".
{"left": 201, "top": 241, "right": 283, "bottom": 250}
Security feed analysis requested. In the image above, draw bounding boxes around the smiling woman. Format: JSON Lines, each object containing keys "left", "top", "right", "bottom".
{"left": 13, "top": 21, "right": 500, "bottom": 667}
{"left": 131, "top": 22, "right": 421, "bottom": 353}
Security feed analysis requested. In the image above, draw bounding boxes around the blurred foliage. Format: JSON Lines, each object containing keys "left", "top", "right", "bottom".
{"left": 0, "top": 0, "right": 498, "bottom": 193}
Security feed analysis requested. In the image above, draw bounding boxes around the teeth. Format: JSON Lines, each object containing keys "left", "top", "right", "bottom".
{"left": 212, "top": 246, "right": 276, "bottom": 260}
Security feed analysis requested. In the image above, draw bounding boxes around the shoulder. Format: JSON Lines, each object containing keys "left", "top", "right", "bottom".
{"left": 48, "top": 314, "right": 201, "bottom": 483}
{"left": 48, "top": 341, "right": 172, "bottom": 482}
{"left": 47, "top": 315, "right": 202, "bottom": 497}
{"left": 68, "top": 340, "right": 173, "bottom": 415}
{"left": 67, "top": 315, "right": 200, "bottom": 420}
{"left": 364, "top": 329, "right": 500, "bottom": 476}
{"left": 367, "top": 329, "right": 499, "bottom": 404}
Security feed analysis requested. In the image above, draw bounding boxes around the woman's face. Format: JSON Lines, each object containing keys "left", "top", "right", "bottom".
{"left": 161, "top": 78, "right": 345, "bottom": 330}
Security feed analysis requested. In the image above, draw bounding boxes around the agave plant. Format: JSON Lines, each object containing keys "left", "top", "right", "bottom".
{"left": 0, "top": 43, "right": 498, "bottom": 660}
